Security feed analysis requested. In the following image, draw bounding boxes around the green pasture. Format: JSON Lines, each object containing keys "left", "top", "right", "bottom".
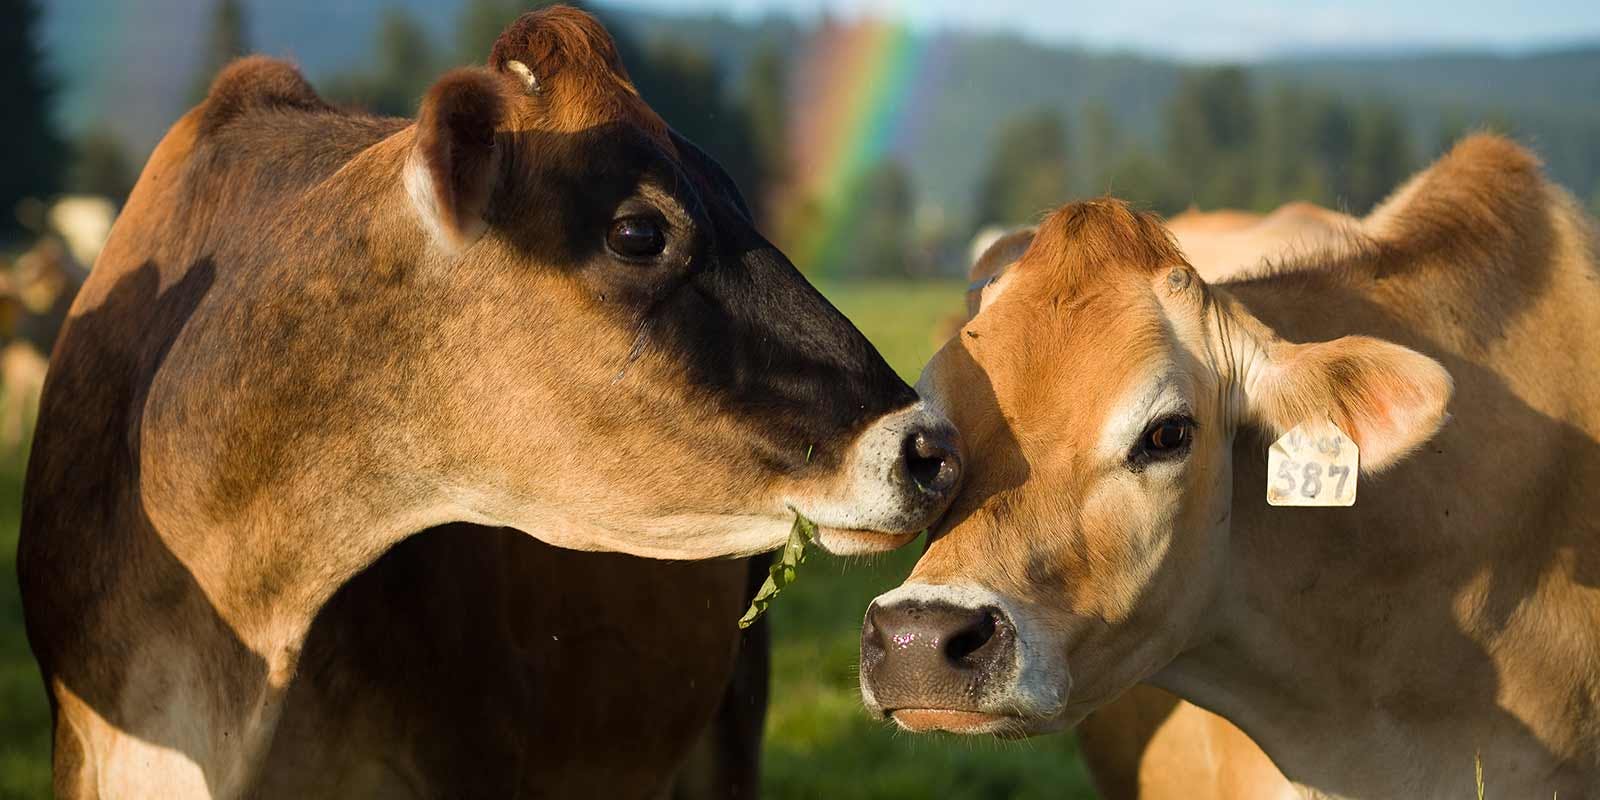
{"left": 0, "top": 280, "right": 1096, "bottom": 799}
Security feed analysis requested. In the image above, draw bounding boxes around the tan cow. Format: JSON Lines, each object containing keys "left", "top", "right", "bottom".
{"left": 19, "top": 8, "right": 963, "bottom": 797}
{"left": 859, "top": 135, "right": 1600, "bottom": 797}
{"left": 1165, "top": 201, "right": 1358, "bottom": 283}
{"left": 955, "top": 208, "right": 1315, "bottom": 799}
{"left": 1073, "top": 202, "right": 1365, "bottom": 799}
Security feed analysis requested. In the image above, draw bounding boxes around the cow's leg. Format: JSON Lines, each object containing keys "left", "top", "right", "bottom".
{"left": 671, "top": 556, "right": 771, "bottom": 800}
{"left": 1076, "top": 685, "right": 1180, "bottom": 800}
{"left": 38, "top": 613, "right": 296, "bottom": 800}
{"left": 1076, "top": 685, "right": 1295, "bottom": 800}
{"left": 50, "top": 681, "right": 218, "bottom": 799}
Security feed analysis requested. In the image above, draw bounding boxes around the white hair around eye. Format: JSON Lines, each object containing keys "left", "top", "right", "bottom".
{"left": 1097, "top": 369, "right": 1192, "bottom": 460}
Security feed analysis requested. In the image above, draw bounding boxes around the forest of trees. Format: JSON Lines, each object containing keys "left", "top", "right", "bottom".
{"left": 1056, "top": 68, "right": 1422, "bottom": 222}
{"left": 8, "top": 0, "right": 1600, "bottom": 276}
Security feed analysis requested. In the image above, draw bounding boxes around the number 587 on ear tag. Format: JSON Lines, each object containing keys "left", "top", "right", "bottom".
{"left": 1267, "top": 422, "right": 1359, "bottom": 507}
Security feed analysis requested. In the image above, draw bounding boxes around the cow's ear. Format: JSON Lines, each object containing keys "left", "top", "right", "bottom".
{"left": 968, "top": 227, "right": 1036, "bottom": 317}
{"left": 407, "top": 68, "right": 506, "bottom": 249}
{"left": 1247, "top": 336, "right": 1453, "bottom": 472}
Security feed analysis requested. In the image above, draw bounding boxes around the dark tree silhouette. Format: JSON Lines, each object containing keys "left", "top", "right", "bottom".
{"left": 69, "top": 128, "right": 137, "bottom": 206}
{"left": 0, "top": 0, "right": 66, "bottom": 238}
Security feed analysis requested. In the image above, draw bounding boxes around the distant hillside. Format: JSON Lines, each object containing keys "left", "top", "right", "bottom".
{"left": 633, "top": 12, "right": 1600, "bottom": 218}
{"left": 42, "top": 1, "right": 1600, "bottom": 220}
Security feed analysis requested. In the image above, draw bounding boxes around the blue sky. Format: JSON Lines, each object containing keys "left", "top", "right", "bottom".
{"left": 614, "top": 0, "right": 1600, "bottom": 60}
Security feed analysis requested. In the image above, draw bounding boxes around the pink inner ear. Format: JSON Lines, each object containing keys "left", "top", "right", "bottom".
{"left": 1264, "top": 336, "right": 1452, "bottom": 473}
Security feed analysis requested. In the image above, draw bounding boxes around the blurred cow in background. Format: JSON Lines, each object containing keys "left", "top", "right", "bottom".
{"left": 0, "top": 195, "right": 112, "bottom": 451}
{"left": 1165, "top": 202, "right": 1358, "bottom": 282}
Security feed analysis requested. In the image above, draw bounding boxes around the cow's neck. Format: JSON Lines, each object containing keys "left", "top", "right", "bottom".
{"left": 1158, "top": 270, "right": 1600, "bottom": 796}
{"left": 114, "top": 466, "right": 467, "bottom": 796}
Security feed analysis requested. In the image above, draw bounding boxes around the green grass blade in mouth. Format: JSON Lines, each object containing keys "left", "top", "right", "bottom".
{"left": 737, "top": 513, "right": 817, "bottom": 629}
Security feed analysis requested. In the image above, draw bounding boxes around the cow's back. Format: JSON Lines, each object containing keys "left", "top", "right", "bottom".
{"left": 18, "top": 65, "right": 426, "bottom": 796}
{"left": 1167, "top": 202, "right": 1356, "bottom": 283}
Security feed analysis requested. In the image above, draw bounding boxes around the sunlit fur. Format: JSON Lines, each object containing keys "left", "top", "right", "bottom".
{"left": 19, "top": 8, "right": 950, "bottom": 797}
{"left": 1165, "top": 201, "right": 1357, "bottom": 283}
{"left": 878, "top": 135, "right": 1600, "bottom": 797}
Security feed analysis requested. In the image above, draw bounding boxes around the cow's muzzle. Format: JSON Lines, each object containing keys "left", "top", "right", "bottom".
{"left": 859, "top": 582, "right": 1069, "bottom": 735}
{"left": 795, "top": 402, "right": 963, "bottom": 555}
{"left": 859, "top": 597, "right": 1017, "bottom": 731}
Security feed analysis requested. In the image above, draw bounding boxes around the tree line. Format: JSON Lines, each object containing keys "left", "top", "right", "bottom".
{"left": 828, "top": 67, "right": 1431, "bottom": 278}
{"left": 6, "top": 0, "right": 1598, "bottom": 279}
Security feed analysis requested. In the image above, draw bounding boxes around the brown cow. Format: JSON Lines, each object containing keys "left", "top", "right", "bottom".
{"left": 19, "top": 8, "right": 962, "bottom": 797}
{"left": 860, "top": 135, "right": 1600, "bottom": 797}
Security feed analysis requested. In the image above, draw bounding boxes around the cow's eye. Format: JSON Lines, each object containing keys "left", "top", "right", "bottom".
{"left": 606, "top": 216, "right": 667, "bottom": 261}
{"left": 1132, "top": 415, "right": 1196, "bottom": 466}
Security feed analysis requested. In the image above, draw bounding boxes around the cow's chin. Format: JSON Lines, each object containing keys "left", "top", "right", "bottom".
{"left": 888, "top": 709, "right": 1029, "bottom": 737}
{"left": 811, "top": 526, "right": 921, "bottom": 556}
{"left": 888, "top": 707, "right": 1067, "bottom": 738}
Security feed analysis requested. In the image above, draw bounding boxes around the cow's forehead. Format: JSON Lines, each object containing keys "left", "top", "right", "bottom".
{"left": 1016, "top": 200, "right": 1187, "bottom": 295}
{"left": 953, "top": 286, "right": 1177, "bottom": 460}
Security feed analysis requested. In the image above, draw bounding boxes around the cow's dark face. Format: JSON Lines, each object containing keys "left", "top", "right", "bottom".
{"left": 400, "top": 8, "right": 960, "bottom": 559}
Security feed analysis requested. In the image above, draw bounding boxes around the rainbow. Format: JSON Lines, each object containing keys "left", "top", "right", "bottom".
{"left": 779, "top": 19, "right": 945, "bottom": 277}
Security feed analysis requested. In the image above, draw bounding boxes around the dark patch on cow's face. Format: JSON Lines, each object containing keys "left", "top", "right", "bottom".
{"left": 1024, "top": 546, "right": 1066, "bottom": 588}
{"left": 481, "top": 123, "right": 916, "bottom": 474}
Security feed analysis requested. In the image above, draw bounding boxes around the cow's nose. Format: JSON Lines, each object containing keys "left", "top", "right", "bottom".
{"left": 899, "top": 422, "right": 962, "bottom": 499}
{"left": 860, "top": 599, "right": 1014, "bottom": 712}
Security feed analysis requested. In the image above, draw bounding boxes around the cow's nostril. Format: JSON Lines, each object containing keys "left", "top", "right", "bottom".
{"left": 943, "top": 608, "right": 999, "bottom": 664}
{"left": 861, "top": 599, "right": 1019, "bottom": 715}
{"left": 902, "top": 427, "right": 961, "bottom": 495}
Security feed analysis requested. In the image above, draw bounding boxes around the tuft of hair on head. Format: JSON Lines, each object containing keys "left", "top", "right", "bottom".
{"left": 1021, "top": 199, "right": 1189, "bottom": 289}
{"left": 487, "top": 5, "right": 632, "bottom": 88}
{"left": 199, "top": 56, "right": 327, "bottom": 134}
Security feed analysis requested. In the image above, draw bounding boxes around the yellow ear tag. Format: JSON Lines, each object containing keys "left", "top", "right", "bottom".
{"left": 1267, "top": 421, "right": 1359, "bottom": 507}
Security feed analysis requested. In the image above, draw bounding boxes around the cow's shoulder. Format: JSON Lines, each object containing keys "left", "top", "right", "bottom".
{"left": 1233, "top": 135, "right": 1572, "bottom": 295}
{"left": 198, "top": 56, "right": 330, "bottom": 135}
{"left": 181, "top": 58, "right": 406, "bottom": 214}
{"left": 1366, "top": 135, "right": 1552, "bottom": 267}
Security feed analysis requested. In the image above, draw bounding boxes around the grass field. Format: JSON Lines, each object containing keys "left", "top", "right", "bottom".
{"left": 0, "top": 280, "right": 1098, "bottom": 799}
